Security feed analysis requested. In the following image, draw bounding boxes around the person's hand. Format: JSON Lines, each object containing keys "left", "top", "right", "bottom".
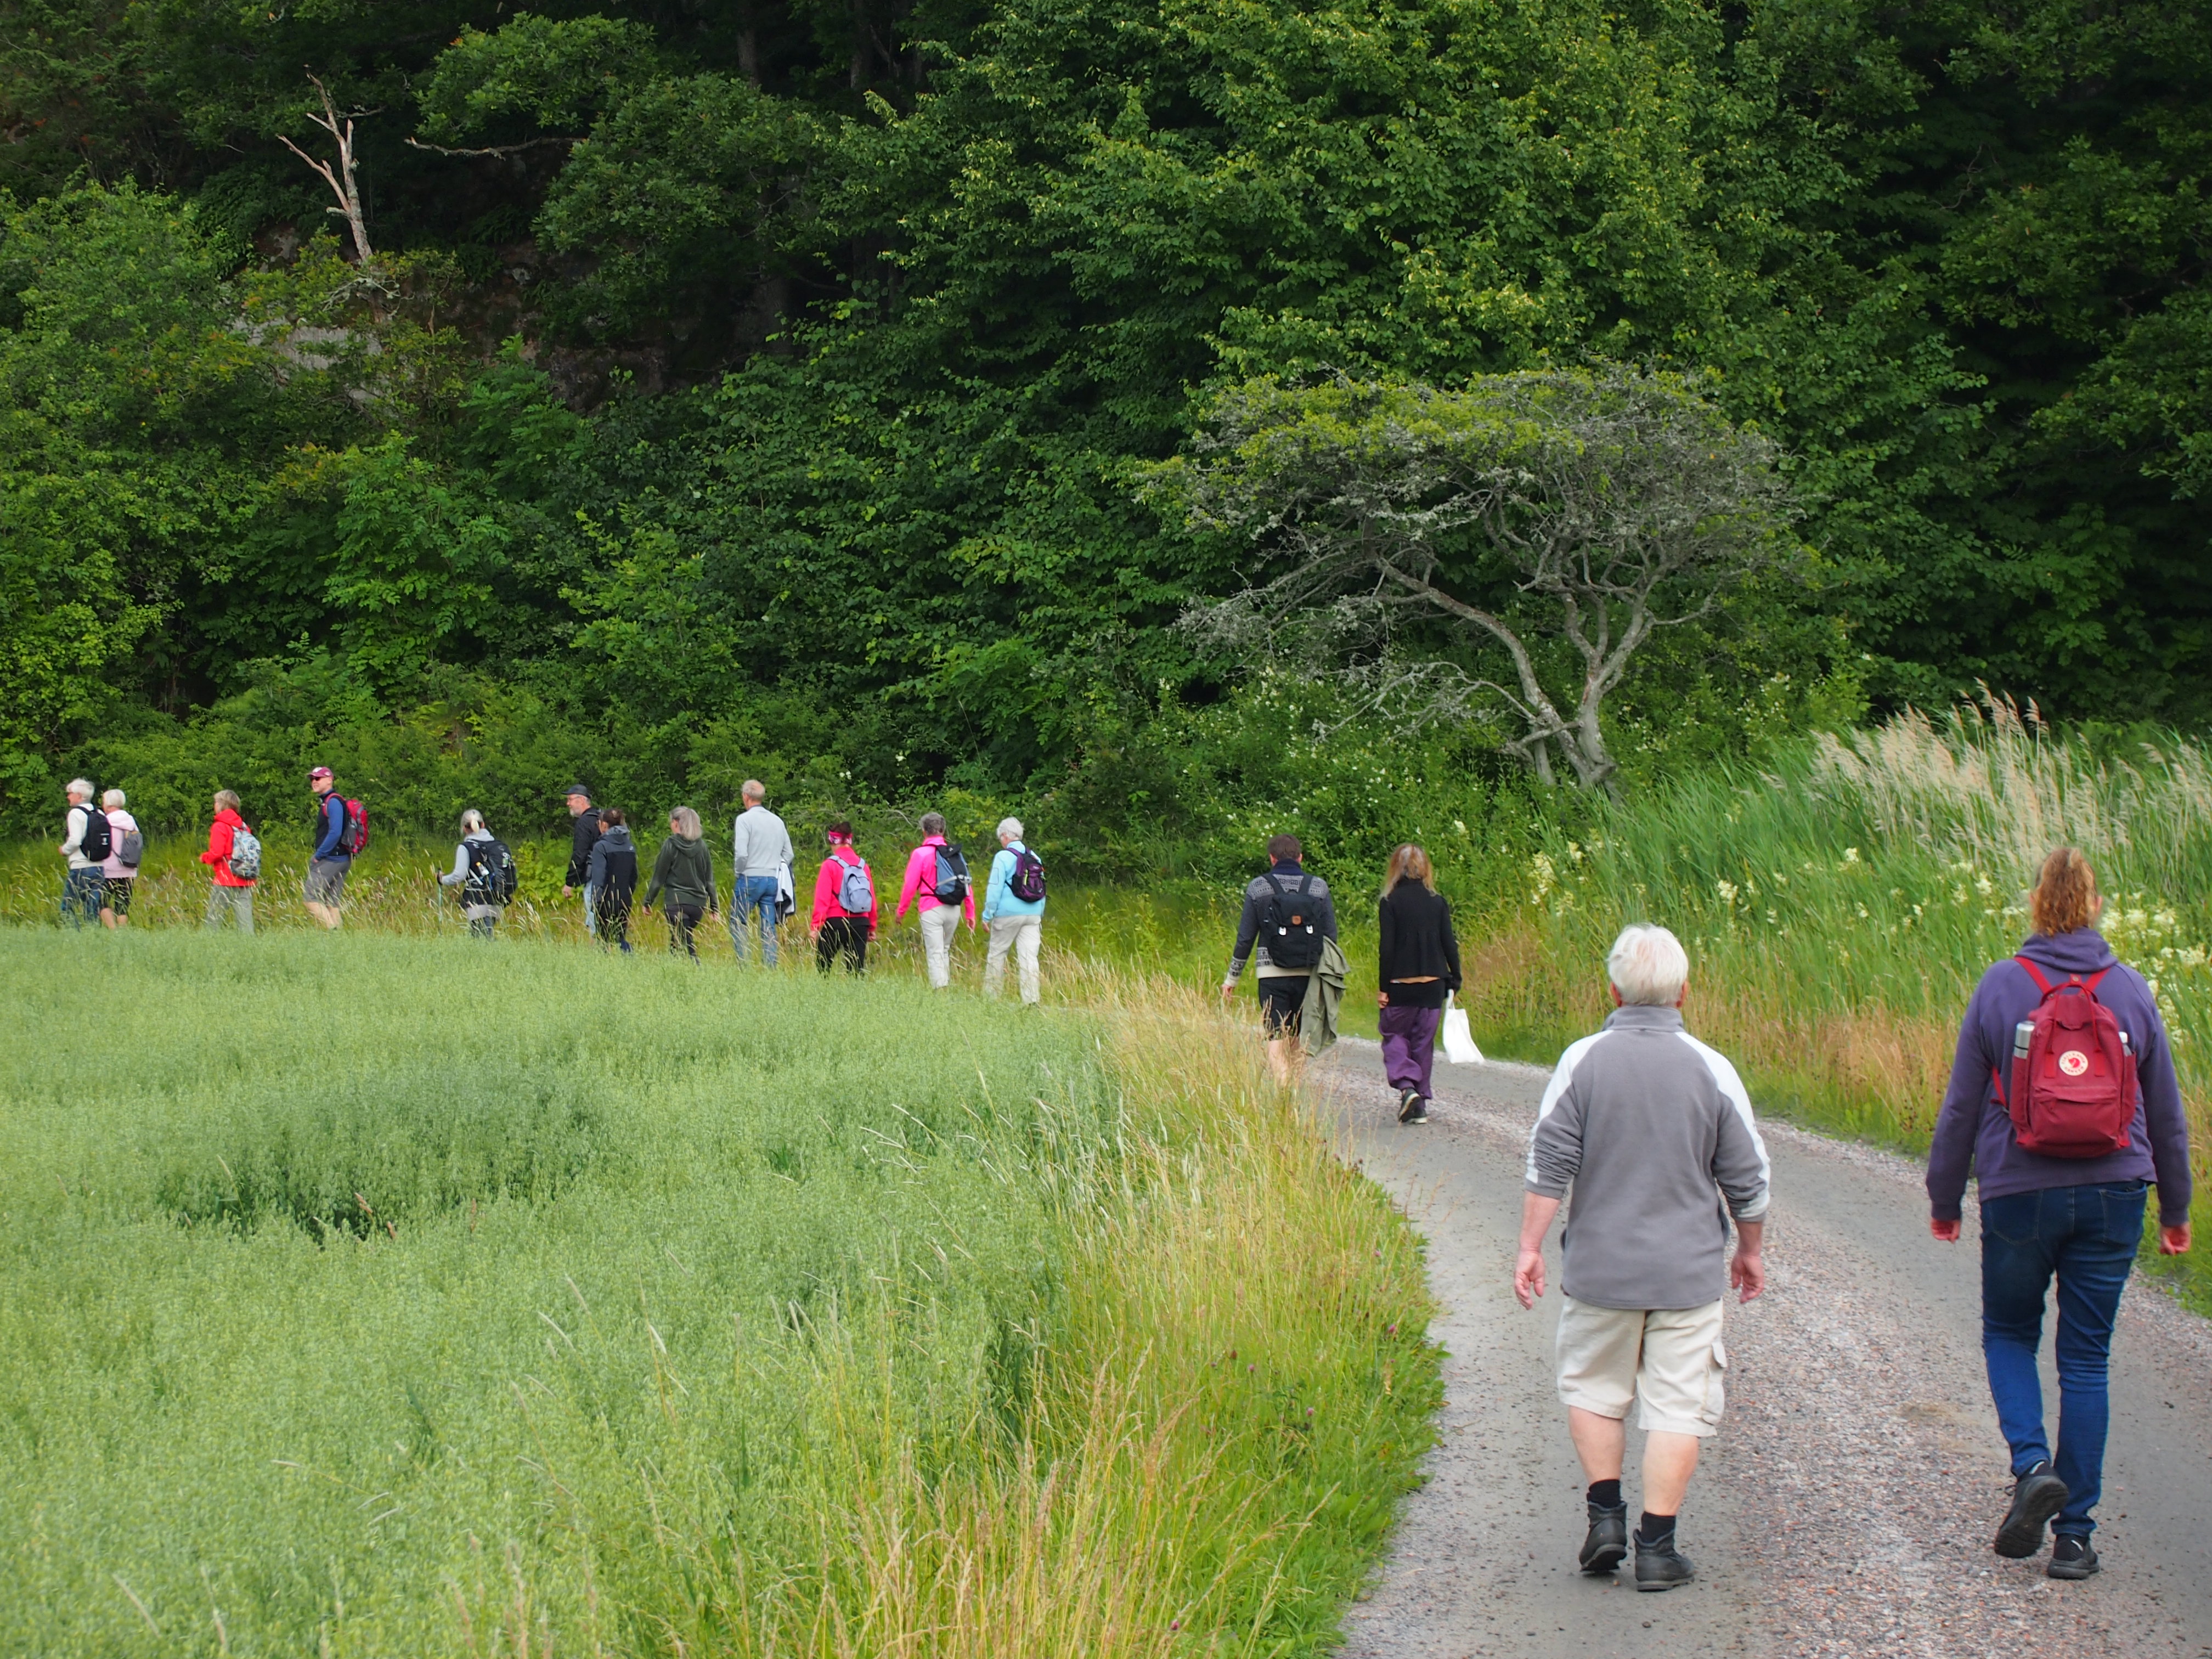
{"left": 1376, "top": 991, "right": 1389, "bottom": 1008}
{"left": 1220, "top": 981, "right": 1235, "bottom": 1005}
{"left": 2160, "top": 1222, "right": 2192, "bottom": 1255}
{"left": 562, "top": 884, "right": 573, "bottom": 898}
{"left": 1514, "top": 1246, "right": 1547, "bottom": 1308}
{"left": 1730, "top": 1248, "right": 1766, "bottom": 1302}
{"left": 1929, "top": 1217, "right": 1961, "bottom": 1243}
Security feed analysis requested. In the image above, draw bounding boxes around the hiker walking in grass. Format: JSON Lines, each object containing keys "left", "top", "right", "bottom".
{"left": 1221, "top": 833, "right": 1337, "bottom": 1085}
{"left": 980, "top": 817, "right": 1046, "bottom": 1006}
{"left": 439, "top": 810, "right": 515, "bottom": 940}
{"left": 893, "top": 811, "right": 975, "bottom": 988}
{"left": 304, "top": 766, "right": 356, "bottom": 929}
{"left": 644, "top": 806, "right": 717, "bottom": 959}
{"left": 1928, "top": 847, "right": 2193, "bottom": 1581}
{"left": 1377, "top": 843, "right": 1462, "bottom": 1124}
{"left": 730, "top": 780, "right": 795, "bottom": 966}
{"left": 588, "top": 808, "right": 638, "bottom": 954}
{"left": 97, "top": 789, "right": 142, "bottom": 928}
{"left": 810, "top": 820, "right": 877, "bottom": 975}
{"left": 200, "top": 789, "right": 258, "bottom": 933}
{"left": 561, "top": 787, "right": 603, "bottom": 939}
{"left": 1516, "top": 923, "right": 1769, "bottom": 1593}
{"left": 57, "top": 778, "right": 106, "bottom": 930}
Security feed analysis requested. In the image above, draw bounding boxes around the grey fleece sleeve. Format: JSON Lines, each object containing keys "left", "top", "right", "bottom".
{"left": 1525, "top": 1036, "right": 1598, "bottom": 1197}
{"left": 1224, "top": 884, "right": 1265, "bottom": 983}
{"left": 1687, "top": 1038, "right": 1771, "bottom": 1222}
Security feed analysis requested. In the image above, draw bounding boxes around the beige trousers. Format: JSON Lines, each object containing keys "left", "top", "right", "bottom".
{"left": 984, "top": 914, "right": 1042, "bottom": 1004}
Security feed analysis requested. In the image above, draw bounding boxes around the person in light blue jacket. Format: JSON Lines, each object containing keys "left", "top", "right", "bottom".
{"left": 980, "top": 817, "right": 1046, "bottom": 1004}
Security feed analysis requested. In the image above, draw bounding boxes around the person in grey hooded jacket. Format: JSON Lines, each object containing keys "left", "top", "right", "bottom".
{"left": 587, "top": 808, "right": 638, "bottom": 953}
{"left": 1515, "top": 923, "right": 1769, "bottom": 1594}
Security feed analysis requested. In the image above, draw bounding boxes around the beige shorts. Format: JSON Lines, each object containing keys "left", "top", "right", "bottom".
{"left": 1556, "top": 1297, "right": 1728, "bottom": 1437}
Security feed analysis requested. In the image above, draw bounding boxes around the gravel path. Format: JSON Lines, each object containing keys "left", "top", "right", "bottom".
{"left": 1324, "top": 1041, "right": 2212, "bottom": 1659}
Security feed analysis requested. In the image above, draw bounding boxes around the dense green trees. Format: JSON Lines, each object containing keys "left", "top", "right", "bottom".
{"left": 1, "top": 0, "right": 2206, "bottom": 835}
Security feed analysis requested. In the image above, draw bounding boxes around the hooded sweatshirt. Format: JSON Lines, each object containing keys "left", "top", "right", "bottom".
{"left": 1928, "top": 929, "right": 2193, "bottom": 1227}
{"left": 644, "top": 834, "right": 716, "bottom": 913}
{"left": 588, "top": 825, "right": 638, "bottom": 906}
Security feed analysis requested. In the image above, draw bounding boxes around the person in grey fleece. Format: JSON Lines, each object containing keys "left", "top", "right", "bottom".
{"left": 1515, "top": 923, "right": 1770, "bottom": 1593}
{"left": 729, "top": 780, "right": 795, "bottom": 965}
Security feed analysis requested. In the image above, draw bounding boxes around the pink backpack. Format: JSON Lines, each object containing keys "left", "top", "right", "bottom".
{"left": 1996, "top": 957, "right": 2137, "bottom": 1158}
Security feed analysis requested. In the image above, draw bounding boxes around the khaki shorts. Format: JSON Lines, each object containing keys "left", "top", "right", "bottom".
{"left": 1556, "top": 1297, "right": 1728, "bottom": 1437}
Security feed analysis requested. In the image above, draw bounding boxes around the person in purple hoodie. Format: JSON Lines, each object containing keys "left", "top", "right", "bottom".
{"left": 1928, "top": 847, "right": 2192, "bottom": 1581}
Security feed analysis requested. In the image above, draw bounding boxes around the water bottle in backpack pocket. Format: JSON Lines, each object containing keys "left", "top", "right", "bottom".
{"left": 1997, "top": 956, "right": 2138, "bottom": 1158}
{"left": 467, "top": 838, "right": 519, "bottom": 905}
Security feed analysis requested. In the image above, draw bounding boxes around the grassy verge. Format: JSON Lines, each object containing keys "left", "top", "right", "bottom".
{"left": 0, "top": 931, "right": 1438, "bottom": 1656}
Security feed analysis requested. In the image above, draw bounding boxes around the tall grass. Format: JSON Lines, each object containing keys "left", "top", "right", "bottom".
{"left": 1461, "top": 698, "right": 2212, "bottom": 1301}
{"left": 0, "top": 930, "right": 1435, "bottom": 1656}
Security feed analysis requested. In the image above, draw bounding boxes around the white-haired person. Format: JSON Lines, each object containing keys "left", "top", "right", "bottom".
{"left": 437, "top": 809, "right": 505, "bottom": 940}
{"left": 57, "top": 778, "right": 107, "bottom": 930}
{"left": 1515, "top": 923, "right": 1770, "bottom": 1592}
{"left": 97, "top": 788, "right": 142, "bottom": 928}
{"left": 979, "top": 817, "right": 1047, "bottom": 1005}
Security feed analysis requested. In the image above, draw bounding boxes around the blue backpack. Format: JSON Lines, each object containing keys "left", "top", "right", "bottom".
{"left": 835, "top": 854, "right": 874, "bottom": 915}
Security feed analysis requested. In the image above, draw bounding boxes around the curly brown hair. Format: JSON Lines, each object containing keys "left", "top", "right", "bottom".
{"left": 2029, "top": 847, "right": 2101, "bottom": 936}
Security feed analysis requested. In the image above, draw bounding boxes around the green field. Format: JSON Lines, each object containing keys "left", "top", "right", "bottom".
{"left": 0, "top": 931, "right": 1437, "bottom": 1657}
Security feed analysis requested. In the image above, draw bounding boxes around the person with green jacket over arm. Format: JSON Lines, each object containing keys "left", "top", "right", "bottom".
{"left": 643, "top": 806, "right": 717, "bottom": 959}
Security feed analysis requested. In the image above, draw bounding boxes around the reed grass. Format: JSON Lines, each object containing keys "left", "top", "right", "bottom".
{"left": 1469, "top": 697, "right": 2212, "bottom": 1304}
{"left": 0, "top": 930, "right": 1437, "bottom": 1656}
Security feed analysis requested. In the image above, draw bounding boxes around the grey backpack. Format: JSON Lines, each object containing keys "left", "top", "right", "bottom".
{"left": 117, "top": 826, "right": 144, "bottom": 868}
{"left": 835, "top": 855, "right": 874, "bottom": 915}
{"left": 228, "top": 825, "right": 263, "bottom": 881}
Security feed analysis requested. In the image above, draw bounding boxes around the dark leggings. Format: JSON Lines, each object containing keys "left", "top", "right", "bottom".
{"left": 597, "top": 898, "right": 632, "bottom": 952}
{"left": 816, "top": 916, "right": 869, "bottom": 974}
{"left": 667, "top": 904, "right": 704, "bottom": 958}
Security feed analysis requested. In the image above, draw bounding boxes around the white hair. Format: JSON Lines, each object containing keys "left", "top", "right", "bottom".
{"left": 1607, "top": 924, "right": 1689, "bottom": 1006}
{"left": 460, "top": 808, "right": 487, "bottom": 834}
{"left": 670, "top": 805, "right": 702, "bottom": 839}
{"left": 102, "top": 788, "right": 127, "bottom": 808}
{"left": 996, "top": 817, "right": 1024, "bottom": 843}
{"left": 742, "top": 779, "right": 765, "bottom": 803}
{"left": 66, "top": 778, "right": 95, "bottom": 798}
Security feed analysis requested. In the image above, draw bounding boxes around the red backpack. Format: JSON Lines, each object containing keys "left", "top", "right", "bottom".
{"left": 341, "top": 798, "right": 369, "bottom": 855}
{"left": 1995, "top": 957, "right": 2137, "bottom": 1158}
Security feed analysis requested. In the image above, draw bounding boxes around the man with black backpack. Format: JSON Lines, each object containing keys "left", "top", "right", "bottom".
{"left": 57, "top": 777, "right": 108, "bottom": 930}
{"left": 1222, "top": 833, "right": 1338, "bottom": 1084}
{"left": 893, "top": 811, "right": 975, "bottom": 989}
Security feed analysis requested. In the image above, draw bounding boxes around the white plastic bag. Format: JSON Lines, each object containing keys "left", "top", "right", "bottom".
{"left": 1440, "top": 993, "right": 1483, "bottom": 1065}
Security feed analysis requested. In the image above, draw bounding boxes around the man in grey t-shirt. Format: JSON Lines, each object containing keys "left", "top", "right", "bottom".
{"left": 1515, "top": 923, "right": 1770, "bottom": 1592}
{"left": 729, "top": 779, "right": 795, "bottom": 965}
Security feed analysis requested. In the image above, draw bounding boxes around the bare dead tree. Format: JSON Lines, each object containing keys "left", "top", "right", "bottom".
{"left": 1150, "top": 365, "right": 1802, "bottom": 794}
{"left": 279, "top": 74, "right": 380, "bottom": 265}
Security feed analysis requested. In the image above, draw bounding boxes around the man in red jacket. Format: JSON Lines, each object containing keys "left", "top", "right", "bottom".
{"left": 200, "top": 789, "right": 258, "bottom": 933}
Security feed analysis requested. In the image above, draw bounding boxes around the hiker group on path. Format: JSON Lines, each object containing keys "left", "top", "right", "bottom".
{"left": 47, "top": 772, "right": 2200, "bottom": 1591}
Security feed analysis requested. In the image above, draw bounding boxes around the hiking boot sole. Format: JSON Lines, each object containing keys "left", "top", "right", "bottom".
{"left": 1995, "top": 1471, "right": 2070, "bottom": 1559}
{"left": 1580, "top": 1541, "right": 1627, "bottom": 1575}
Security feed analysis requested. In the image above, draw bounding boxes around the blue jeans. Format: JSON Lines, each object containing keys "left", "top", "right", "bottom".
{"left": 1980, "top": 1180, "right": 2147, "bottom": 1537}
{"left": 730, "top": 875, "right": 780, "bottom": 964}
{"left": 60, "top": 867, "right": 105, "bottom": 928}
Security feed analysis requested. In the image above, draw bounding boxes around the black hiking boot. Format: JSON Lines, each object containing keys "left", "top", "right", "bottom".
{"left": 1634, "top": 1533, "right": 1695, "bottom": 1591}
{"left": 1397, "top": 1089, "right": 1425, "bottom": 1124}
{"left": 1578, "top": 1503, "right": 1629, "bottom": 1575}
{"left": 2047, "top": 1535, "right": 2100, "bottom": 1579}
{"left": 1995, "top": 1461, "right": 2070, "bottom": 1559}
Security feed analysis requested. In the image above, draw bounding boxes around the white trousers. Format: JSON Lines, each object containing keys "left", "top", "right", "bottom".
{"left": 920, "top": 902, "right": 962, "bottom": 988}
{"left": 985, "top": 913, "right": 1042, "bottom": 1004}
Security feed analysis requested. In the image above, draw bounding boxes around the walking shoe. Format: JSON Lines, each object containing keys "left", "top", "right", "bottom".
{"left": 2047, "top": 1536, "right": 2100, "bottom": 1579}
{"left": 1634, "top": 1535, "right": 1695, "bottom": 1591}
{"left": 1396, "top": 1090, "right": 1421, "bottom": 1123}
{"left": 1578, "top": 1503, "right": 1629, "bottom": 1575}
{"left": 1994, "top": 1461, "right": 2069, "bottom": 1558}
{"left": 1404, "top": 1096, "right": 1430, "bottom": 1123}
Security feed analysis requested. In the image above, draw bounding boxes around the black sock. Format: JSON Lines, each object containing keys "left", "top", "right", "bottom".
{"left": 1587, "top": 1479, "right": 1622, "bottom": 1509}
{"left": 1637, "top": 1511, "right": 1677, "bottom": 1547}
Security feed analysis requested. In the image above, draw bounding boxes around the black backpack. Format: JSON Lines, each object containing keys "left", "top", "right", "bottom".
{"left": 75, "top": 805, "right": 111, "bottom": 863}
{"left": 466, "top": 838, "right": 518, "bottom": 905}
{"left": 932, "top": 843, "right": 972, "bottom": 905}
{"left": 1261, "top": 873, "right": 1323, "bottom": 970}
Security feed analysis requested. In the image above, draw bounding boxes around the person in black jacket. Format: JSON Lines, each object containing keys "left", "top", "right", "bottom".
{"left": 1378, "top": 843, "right": 1463, "bottom": 1124}
{"left": 587, "top": 808, "right": 638, "bottom": 953}
{"left": 561, "top": 786, "right": 603, "bottom": 938}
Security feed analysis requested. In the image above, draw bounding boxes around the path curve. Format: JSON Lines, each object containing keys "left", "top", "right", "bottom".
{"left": 1323, "top": 1040, "right": 2212, "bottom": 1659}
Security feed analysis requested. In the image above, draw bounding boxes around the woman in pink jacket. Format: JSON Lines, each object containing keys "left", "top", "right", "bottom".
{"left": 892, "top": 811, "right": 976, "bottom": 988}
{"left": 810, "top": 821, "right": 878, "bottom": 974}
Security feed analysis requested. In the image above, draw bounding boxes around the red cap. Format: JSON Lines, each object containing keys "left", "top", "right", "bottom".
{"left": 308, "top": 766, "right": 334, "bottom": 781}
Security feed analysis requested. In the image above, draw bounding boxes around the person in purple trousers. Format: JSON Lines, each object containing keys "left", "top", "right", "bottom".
{"left": 1377, "top": 844, "right": 1462, "bottom": 1124}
